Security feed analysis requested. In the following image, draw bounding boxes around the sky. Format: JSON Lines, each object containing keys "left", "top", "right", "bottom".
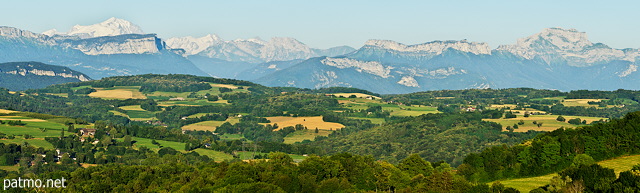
{"left": 1, "top": 0, "right": 638, "bottom": 49}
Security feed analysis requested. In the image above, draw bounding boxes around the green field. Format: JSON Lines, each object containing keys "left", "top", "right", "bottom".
{"left": 193, "top": 149, "right": 234, "bottom": 161}
{"left": 283, "top": 129, "right": 333, "bottom": 144}
{"left": 496, "top": 154, "right": 640, "bottom": 192}
{"left": 218, "top": 134, "right": 245, "bottom": 141}
{"left": 126, "top": 137, "right": 187, "bottom": 152}
{"left": 159, "top": 99, "right": 228, "bottom": 106}
{"left": 483, "top": 114, "right": 606, "bottom": 132}
{"left": 340, "top": 98, "right": 439, "bottom": 117}
{"left": 0, "top": 165, "right": 19, "bottom": 172}
{"left": 0, "top": 138, "right": 54, "bottom": 149}
{"left": 118, "top": 105, "right": 157, "bottom": 121}
{"left": 0, "top": 119, "right": 68, "bottom": 138}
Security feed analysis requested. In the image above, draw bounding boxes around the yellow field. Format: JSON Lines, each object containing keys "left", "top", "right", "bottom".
{"left": 332, "top": 93, "right": 381, "bottom": 99}
{"left": 496, "top": 154, "right": 640, "bottom": 192}
{"left": 483, "top": 115, "right": 606, "bottom": 132}
{"left": 0, "top": 116, "right": 46, "bottom": 122}
{"left": 0, "top": 109, "right": 18, "bottom": 114}
{"left": 489, "top": 104, "right": 517, "bottom": 109}
{"left": 211, "top": 83, "right": 239, "bottom": 89}
{"left": 262, "top": 116, "right": 345, "bottom": 131}
{"left": 88, "top": 88, "right": 146, "bottom": 99}
{"left": 109, "top": 110, "right": 129, "bottom": 118}
{"left": 562, "top": 99, "right": 604, "bottom": 107}
{"left": 181, "top": 117, "right": 240, "bottom": 131}
{"left": 119, "top": 105, "right": 145, "bottom": 111}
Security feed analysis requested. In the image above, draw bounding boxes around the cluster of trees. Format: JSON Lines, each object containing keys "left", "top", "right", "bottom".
{"left": 341, "top": 105, "right": 391, "bottom": 118}
{"left": 458, "top": 111, "right": 640, "bottom": 182}
{"left": 314, "top": 111, "right": 541, "bottom": 165}
{"left": 532, "top": 162, "right": 640, "bottom": 192}
{"left": 2, "top": 147, "right": 519, "bottom": 192}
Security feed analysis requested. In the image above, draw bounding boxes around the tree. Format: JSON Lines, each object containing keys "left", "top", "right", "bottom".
{"left": 571, "top": 154, "right": 595, "bottom": 167}
{"left": 556, "top": 116, "right": 566, "bottom": 122}
{"left": 397, "top": 154, "right": 434, "bottom": 177}
{"left": 123, "top": 135, "right": 132, "bottom": 146}
{"left": 315, "top": 128, "right": 319, "bottom": 133}
{"left": 101, "top": 136, "right": 112, "bottom": 146}
{"left": 536, "top": 122, "right": 543, "bottom": 128}
{"left": 568, "top": 118, "right": 582, "bottom": 125}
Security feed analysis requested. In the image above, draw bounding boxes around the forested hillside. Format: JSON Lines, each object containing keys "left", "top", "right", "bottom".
{"left": 1, "top": 74, "right": 640, "bottom": 192}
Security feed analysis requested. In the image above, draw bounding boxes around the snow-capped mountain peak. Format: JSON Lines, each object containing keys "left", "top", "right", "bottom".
{"left": 497, "top": 27, "right": 639, "bottom": 66}
{"left": 364, "top": 39, "right": 491, "bottom": 55}
{"left": 517, "top": 27, "right": 593, "bottom": 51}
{"left": 165, "top": 34, "right": 223, "bottom": 55}
{"left": 58, "top": 17, "right": 144, "bottom": 38}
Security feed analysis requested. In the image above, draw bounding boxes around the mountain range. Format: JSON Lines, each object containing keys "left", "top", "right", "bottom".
{"left": 1, "top": 18, "right": 639, "bottom": 93}
{"left": 0, "top": 62, "right": 90, "bottom": 90}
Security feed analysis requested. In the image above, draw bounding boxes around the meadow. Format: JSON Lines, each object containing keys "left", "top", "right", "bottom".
{"left": 483, "top": 114, "right": 607, "bottom": 132}
{"left": 118, "top": 105, "right": 157, "bottom": 121}
{"left": 340, "top": 98, "right": 439, "bottom": 117}
{"left": 181, "top": 117, "right": 241, "bottom": 131}
{"left": 495, "top": 154, "right": 640, "bottom": 192}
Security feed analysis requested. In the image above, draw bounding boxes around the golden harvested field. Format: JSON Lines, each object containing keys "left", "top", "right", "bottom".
{"left": 562, "top": 99, "right": 611, "bottom": 108}
{"left": 119, "top": 105, "right": 145, "bottom": 111}
{"left": 483, "top": 115, "right": 607, "bottom": 132}
{"left": 332, "top": 93, "right": 381, "bottom": 99}
{"left": 489, "top": 104, "right": 517, "bottom": 109}
{"left": 89, "top": 88, "right": 146, "bottom": 99}
{"left": 262, "top": 116, "right": 345, "bottom": 131}
{"left": 0, "top": 116, "right": 46, "bottom": 122}
{"left": 0, "top": 109, "right": 18, "bottom": 114}
{"left": 211, "top": 83, "right": 239, "bottom": 89}
{"left": 182, "top": 117, "right": 240, "bottom": 131}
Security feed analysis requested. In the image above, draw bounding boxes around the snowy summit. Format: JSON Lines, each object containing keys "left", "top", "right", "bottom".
{"left": 43, "top": 17, "right": 144, "bottom": 38}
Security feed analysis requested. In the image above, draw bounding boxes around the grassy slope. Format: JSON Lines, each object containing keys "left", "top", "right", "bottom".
{"left": 495, "top": 154, "right": 640, "bottom": 192}
{"left": 483, "top": 114, "right": 606, "bottom": 132}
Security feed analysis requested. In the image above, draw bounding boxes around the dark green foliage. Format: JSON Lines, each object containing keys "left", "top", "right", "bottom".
{"left": 556, "top": 115, "right": 566, "bottom": 122}
{"left": 567, "top": 118, "right": 582, "bottom": 125}
{"left": 314, "top": 112, "right": 540, "bottom": 165}
{"left": 462, "top": 111, "right": 640, "bottom": 182}
{"left": 219, "top": 87, "right": 233, "bottom": 93}
{"left": 560, "top": 164, "right": 616, "bottom": 192}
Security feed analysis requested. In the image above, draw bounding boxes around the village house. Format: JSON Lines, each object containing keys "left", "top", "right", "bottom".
{"left": 79, "top": 128, "right": 96, "bottom": 136}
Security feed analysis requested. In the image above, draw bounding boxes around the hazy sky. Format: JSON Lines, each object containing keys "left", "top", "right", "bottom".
{"left": 1, "top": 0, "right": 638, "bottom": 49}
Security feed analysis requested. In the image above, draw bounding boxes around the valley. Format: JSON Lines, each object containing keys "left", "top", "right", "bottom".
{"left": 1, "top": 74, "right": 640, "bottom": 192}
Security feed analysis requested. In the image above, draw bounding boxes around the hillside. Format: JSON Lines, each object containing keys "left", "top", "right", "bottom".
{"left": 0, "top": 62, "right": 91, "bottom": 90}
{"left": 1, "top": 74, "right": 640, "bottom": 192}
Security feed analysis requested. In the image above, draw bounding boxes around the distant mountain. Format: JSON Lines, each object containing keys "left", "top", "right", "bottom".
{"left": 0, "top": 62, "right": 90, "bottom": 90}
{"left": 0, "top": 19, "right": 208, "bottom": 79}
{"left": 166, "top": 35, "right": 355, "bottom": 79}
{"left": 43, "top": 17, "right": 144, "bottom": 39}
{"left": 496, "top": 27, "right": 639, "bottom": 67}
{"left": 254, "top": 28, "right": 640, "bottom": 94}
